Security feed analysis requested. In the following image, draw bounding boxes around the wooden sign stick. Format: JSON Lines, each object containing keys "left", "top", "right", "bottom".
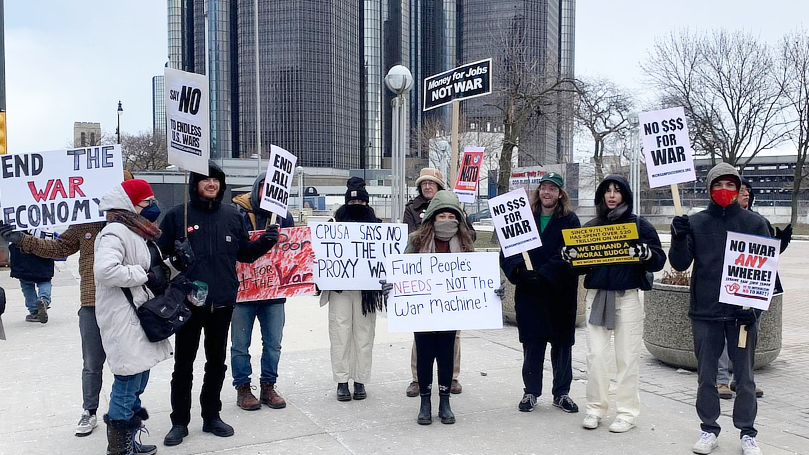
{"left": 522, "top": 251, "right": 534, "bottom": 271}
{"left": 671, "top": 183, "right": 683, "bottom": 217}
{"left": 738, "top": 307, "right": 749, "bottom": 348}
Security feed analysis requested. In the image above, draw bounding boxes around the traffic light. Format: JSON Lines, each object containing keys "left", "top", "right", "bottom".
{"left": 0, "top": 112, "right": 6, "bottom": 155}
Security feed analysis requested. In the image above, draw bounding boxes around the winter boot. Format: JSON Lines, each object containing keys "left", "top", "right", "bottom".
{"left": 438, "top": 392, "right": 455, "bottom": 425}
{"left": 104, "top": 414, "right": 136, "bottom": 455}
{"left": 236, "top": 384, "right": 261, "bottom": 410}
{"left": 260, "top": 382, "right": 287, "bottom": 409}
{"left": 336, "top": 382, "right": 352, "bottom": 402}
{"left": 417, "top": 394, "right": 432, "bottom": 425}
{"left": 131, "top": 409, "right": 157, "bottom": 455}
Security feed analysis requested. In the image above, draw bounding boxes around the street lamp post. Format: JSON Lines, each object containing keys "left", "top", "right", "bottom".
{"left": 384, "top": 65, "right": 413, "bottom": 222}
{"left": 628, "top": 113, "right": 640, "bottom": 216}
{"left": 116, "top": 101, "right": 123, "bottom": 144}
{"left": 296, "top": 165, "right": 304, "bottom": 210}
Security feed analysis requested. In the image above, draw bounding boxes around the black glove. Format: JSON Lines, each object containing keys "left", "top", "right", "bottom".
{"left": 379, "top": 279, "right": 393, "bottom": 298}
{"left": 146, "top": 267, "right": 168, "bottom": 295}
{"left": 494, "top": 280, "right": 506, "bottom": 299}
{"left": 168, "top": 238, "right": 195, "bottom": 272}
{"left": 630, "top": 243, "right": 652, "bottom": 261}
{"left": 561, "top": 246, "right": 578, "bottom": 263}
{"left": 515, "top": 267, "right": 543, "bottom": 285}
{"left": 261, "top": 224, "right": 280, "bottom": 246}
{"left": 671, "top": 215, "right": 690, "bottom": 240}
{"left": 0, "top": 222, "right": 23, "bottom": 244}
{"left": 735, "top": 308, "right": 758, "bottom": 326}
{"left": 775, "top": 224, "right": 792, "bottom": 253}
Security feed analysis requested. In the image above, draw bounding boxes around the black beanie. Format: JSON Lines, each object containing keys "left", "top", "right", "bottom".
{"left": 345, "top": 176, "right": 370, "bottom": 203}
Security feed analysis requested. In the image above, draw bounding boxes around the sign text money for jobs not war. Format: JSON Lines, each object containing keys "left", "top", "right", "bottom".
{"left": 0, "top": 146, "right": 123, "bottom": 230}
{"left": 423, "top": 59, "right": 492, "bottom": 111}
{"left": 309, "top": 222, "right": 408, "bottom": 290}
{"left": 638, "top": 106, "right": 696, "bottom": 188}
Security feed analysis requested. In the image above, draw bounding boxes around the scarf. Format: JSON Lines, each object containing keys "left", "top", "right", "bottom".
{"left": 106, "top": 209, "right": 162, "bottom": 241}
{"left": 588, "top": 203, "right": 630, "bottom": 330}
{"left": 606, "top": 202, "right": 629, "bottom": 222}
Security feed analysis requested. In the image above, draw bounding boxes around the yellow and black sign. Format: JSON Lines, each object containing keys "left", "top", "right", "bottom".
{"left": 562, "top": 222, "right": 639, "bottom": 267}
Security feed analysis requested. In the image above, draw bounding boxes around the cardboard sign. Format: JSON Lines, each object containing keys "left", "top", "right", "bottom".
{"left": 453, "top": 148, "right": 484, "bottom": 204}
{"left": 386, "top": 252, "right": 503, "bottom": 332}
{"left": 309, "top": 222, "right": 408, "bottom": 290}
{"left": 260, "top": 145, "right": 297, "bottom": 217}
{"left": 423, "top": 59, "right": 492, "bottom": 111}
{"left": 562, "top": 223, "right": 640, "bottom": 267}
{"left": 719, "top": 231, "right": 780, "bottom": 311}
{"left": 165, "top": 67, "right": 210, "bottom": 175}
{"left": 488, "top": 188, "right": 541, "bottom": 258}
{"left": 0, "top": 146, "right": 124, "bottom": 231}
{"left": 638, "top": 107, "right": 697, "bottom": 188}
{"left": 236, "top": 227, "right": 316, "bottom": 302}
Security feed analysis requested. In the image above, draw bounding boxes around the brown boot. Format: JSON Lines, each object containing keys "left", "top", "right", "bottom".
{"left": 236, "top": 384, "right": 261, "bottom": 411}
{"left": 260, "top": 383, "right": 287, "bottom": 409}
{"left": 406, "top": 381, "right": 420, "bottom": 397}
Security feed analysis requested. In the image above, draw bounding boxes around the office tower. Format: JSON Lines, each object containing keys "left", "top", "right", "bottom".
{"left": 152, "top": 75, "right": 166, "bottom": 135}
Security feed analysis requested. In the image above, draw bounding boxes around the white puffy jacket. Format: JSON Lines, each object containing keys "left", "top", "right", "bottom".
{"left": 94, "top": 185, "right": 172, "bottom": 376}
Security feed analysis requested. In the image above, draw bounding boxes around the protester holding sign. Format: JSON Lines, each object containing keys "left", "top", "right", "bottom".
{"left": 669, "top": 163, "right": 770, "bottom": 455}
{"left": 319, "top": 177, "right": 384, "bottom": 402}
{"left": 405, "top": 190, "right": 477, "bottom": 425}
{"left": 500, "top": 172, "right": 581, "bottom": 414}
{"left": 158, "top": 161, "right": 280, "bottom": 446}
{"left": 563, "top": 175, "right": 665, "bottom": 433}
{"left": 230, "top": 172, "right": 295, "bottom": 412}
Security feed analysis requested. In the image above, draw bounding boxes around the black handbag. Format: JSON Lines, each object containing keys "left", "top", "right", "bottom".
{"left": 635, "top": 215, "right": 655, "bottom": 291}
{"left": 122, "top": 278, "right": 192, "bottom": 342}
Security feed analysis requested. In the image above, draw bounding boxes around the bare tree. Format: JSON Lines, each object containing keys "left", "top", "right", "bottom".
{"left": 642, "top": 29, "right": 788, "bottom": 167}
{"left": 775, "top": 29, "right": 809, "bottom": 224}
{"left": 120, "top": 130, "right": 169, "bottom": 171}
{"left": 574, "top": 77, "right": 635, "bottom": 181}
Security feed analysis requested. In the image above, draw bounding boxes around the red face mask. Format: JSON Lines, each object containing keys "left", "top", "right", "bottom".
{"left": 710, "top": 189, "right": 738, "bottom": 207}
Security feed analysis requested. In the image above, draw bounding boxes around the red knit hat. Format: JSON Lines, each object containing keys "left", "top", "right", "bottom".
{"left": 121, "top": 179, "right": 154, "bottom": 206}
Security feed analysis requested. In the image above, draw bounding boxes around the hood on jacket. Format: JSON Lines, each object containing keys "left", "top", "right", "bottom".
{"left": 706, "top": 162, "right": 741, "bottom": 192}
{"left": 99, "top": 184, "right": 137, "bottom": 213}
{"left": 189, "top": 160, "right": 227, "bottom": 210}
{"left": 423, "top": 190, "right": 463, "bottom": 223}
{"left": 741, "top": 176, "right": 755, "bottom": 209}
{"left": 594, "top": 174, "right": 634, "bottom": 213}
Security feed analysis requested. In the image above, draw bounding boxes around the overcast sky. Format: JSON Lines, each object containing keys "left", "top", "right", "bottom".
{"left": 4, "top": 1, "right": 809, "bottom": 154}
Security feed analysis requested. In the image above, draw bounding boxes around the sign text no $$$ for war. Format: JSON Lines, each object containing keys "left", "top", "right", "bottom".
{"left": 638, "top": 106, "right": 697, "bottom": 188}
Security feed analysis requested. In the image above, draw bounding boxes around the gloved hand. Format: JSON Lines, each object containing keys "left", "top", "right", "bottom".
{"left": 515, "top": 266, "right": 539, "bottom": 283}
{"left": 494, "top": 280, "right": 506, "bottom": 299}
{"left": 0, "top": 222, "right": 23, "bottom": 244}
{"left": 379, "top": 279, "right": 393, "bottom": 298}
{"left": 775, "top": 224, "right": 792, "bottom": 252}
{"left": 169, "top": 238, "right": 195, "bottom": 272}
{"left": 671, "top": 215, "right": 690, "bottom": 240}
{"left": 735, "top": 308, "right": 758, "bottom": 326}
{"left": 261, "top": 224, "right": 280, "bottom": 246}
{"left": 630, "top": 243, "right": 652, "bottom": 261}
{"left": 146, "top": 266, "right": 168, "bottom": 295}
{"left": 561, "top": 246, "right": 578, "bottom": 263}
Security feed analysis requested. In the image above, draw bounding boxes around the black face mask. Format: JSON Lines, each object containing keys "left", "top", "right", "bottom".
{"left": 345, "top": 204, "right": 372, "bottom": 220}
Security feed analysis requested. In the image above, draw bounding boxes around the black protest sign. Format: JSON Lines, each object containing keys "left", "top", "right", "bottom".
{"left": 423, "top": 59, "right": 492, "bottom": 111}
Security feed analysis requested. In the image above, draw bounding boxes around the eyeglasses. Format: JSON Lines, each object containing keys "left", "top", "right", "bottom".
{"left": 138, "top": 199, "right": 157, "bottom": 208}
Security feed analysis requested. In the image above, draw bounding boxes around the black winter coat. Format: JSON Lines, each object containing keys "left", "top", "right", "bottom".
{"left": 157, "top": 162, "right": 275, "bottom": 307}
{"left": 501, "top": 211, "right": 580, "bottom": 344}
{"left": 9, "top": 230, "right": 56, "bottom": 282}
{"left": 669, "top": 202, "right": 770, "bottom": 321}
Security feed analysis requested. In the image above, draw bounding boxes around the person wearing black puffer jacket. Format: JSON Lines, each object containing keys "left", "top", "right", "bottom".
{"left": 564, "top": 175, "right": 665, "bottom": 434}
{"left": 157, "top": 161, "right": 280, "bottom": 446}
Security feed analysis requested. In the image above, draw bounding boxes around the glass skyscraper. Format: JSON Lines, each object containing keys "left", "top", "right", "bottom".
{"left": 152, "top": 75, "right": 166, "bottom": 135}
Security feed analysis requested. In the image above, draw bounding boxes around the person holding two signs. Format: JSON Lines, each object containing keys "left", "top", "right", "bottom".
{"left": 669, "top": 164, "right": 770, "bottom": 455}
{"left": 500, "top": 173, "right": 581, "bottom": 414}
{"left": 563, "top": 175, "right": 665, "bottom": 433}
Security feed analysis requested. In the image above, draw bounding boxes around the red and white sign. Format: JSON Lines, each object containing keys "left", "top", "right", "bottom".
{"left": 236, "top": 227, "right": 316, "bottom": 302}
{"left": 453, "top": 147, "right": 484, "bottom": 204}
{"left": 719, "top": 231, "right": 780, "bottom": 311}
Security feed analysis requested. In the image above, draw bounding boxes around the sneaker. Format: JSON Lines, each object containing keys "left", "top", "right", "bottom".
{"left": 582, "top": 414, "right": 601, "bottom": 429}
{"left": 25, "top": 313, "right": 39, "bottom": 322}
{"left": 552, "top": 395, "right": 579, "bottom": 413}
{"left": 692, "top": 431, "right": 718, "bottom": 454}
{"left": 36, "top": 298, "right": 48, "bottom": 324}
{"left": 741, "top": 435, "right": 762, "bottom": 455}
{"left": 75, "top": 410, "right": 97, "bottom": 437}
{"left": 608, "top": 418, "right": 635, "bottom": 433}
{"left": 717, "top": 383, "right": 732, "bottom": 400}
{"left": 518, "top": 393, "right": 537, "bottom": 412}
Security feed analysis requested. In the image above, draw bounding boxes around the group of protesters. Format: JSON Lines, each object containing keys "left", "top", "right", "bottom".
{"left": 0, "top": 159, "right": 790, "bottom": 455}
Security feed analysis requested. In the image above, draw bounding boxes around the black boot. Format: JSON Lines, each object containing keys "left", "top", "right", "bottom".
{"left": 438, "top": 394, "right": 455, "bottom": 424}
{"left": 163, "top": 424, "right": 188, "bottom": 446}
{"left": 131, "top": 409, "right": 157, "bottom": 455}
{"left": 417, "top": 395, "right": 432, "bottom": 425}
{"left": 336, "top": 382, "right": 352, "bottom": 402}
{"left": 104, "top": 414, "right": 136, "bottom": 455}
{"left": 202, "top": 416, "right": 235, "bottom": 437}
{"left": 353, "top": 382, "right": 367, "bottom": 400}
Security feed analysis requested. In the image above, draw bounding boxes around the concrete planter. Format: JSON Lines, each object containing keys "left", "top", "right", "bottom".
{"left": 500, "top": 271, "right": 586, "bottom": 327}
{"left": 643, "top": 282, "right": 782, "bottom": 370}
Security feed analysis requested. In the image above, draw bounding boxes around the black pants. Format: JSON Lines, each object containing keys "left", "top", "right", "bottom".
{"left": 170, "top": 305, "right": 234, "bottom": 425}
{"left": 414, "top": 331, "right": 456, "bottom": 396}
{"left": 692, "top": 319, "right": 758, "bottom": 438}
{"left": 522, "top": 338, "right": 573, "bottom": 397}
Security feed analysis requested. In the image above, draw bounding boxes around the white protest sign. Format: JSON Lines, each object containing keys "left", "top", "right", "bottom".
{"left": 386, "top": 252, "right": 503, "bottom": 332}
{"left": 0, "top": 146, "right": 124, "bottom": 230}
{"left": 165, "top": 67, "right": 210, "bottom": 175}
{"left": 638, "top": 107, "right": 696, "bottom": 188}
{"left": 309, "top": 222, "right": 408, "bottom": 290}
{"left": 719, "top": 231, "right": 780, "bottom": 311}
{"left": 260, "top": 145, "right": 297, "bottom": 217}
{"left": 488, "top": 188, "right": 541, "bottom": 257}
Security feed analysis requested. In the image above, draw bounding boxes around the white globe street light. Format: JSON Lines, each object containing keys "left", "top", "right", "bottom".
{"left": 385, "top": 65, "right": 413, "bottom": 222}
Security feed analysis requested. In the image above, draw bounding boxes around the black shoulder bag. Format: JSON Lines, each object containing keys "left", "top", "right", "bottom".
{"left": 122, "top": 278, "right": 193, "bottom": 342}
{"left": 636, "top": 215, "right": 655, "bottom": 291}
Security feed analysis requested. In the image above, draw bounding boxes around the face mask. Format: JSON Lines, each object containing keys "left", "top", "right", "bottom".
{"left": 345, "top": 204, "right": 371, "bottom": 220}
{"left": 434, "top": 220, "right": 459, "bottom": 241}
{"left": 140, "top": 202, "right": 161, "bottom": 222}
{"left": 710, "top": 189, "right": 738, "bottom": 207}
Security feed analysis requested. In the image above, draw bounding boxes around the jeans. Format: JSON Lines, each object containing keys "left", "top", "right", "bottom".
{"left": 78, "top": 306, "right": 106, "bottom": 411}
{"left": 230, "top": 302, "right": 285, "bottom": 387}
{"left": 19, "top": 280, "right": 52, "bottom": 314}
{"left": 170, "top": 305, "right": 233, "bottom": 425}
{"left": 415, "top": 331, "right": 456, "bottom": 396}
{"left": 522, "top": 339, "right": 573, "bottom": 398}
{"left": 108, "top": 370, "right": 150, "bottom": 421}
